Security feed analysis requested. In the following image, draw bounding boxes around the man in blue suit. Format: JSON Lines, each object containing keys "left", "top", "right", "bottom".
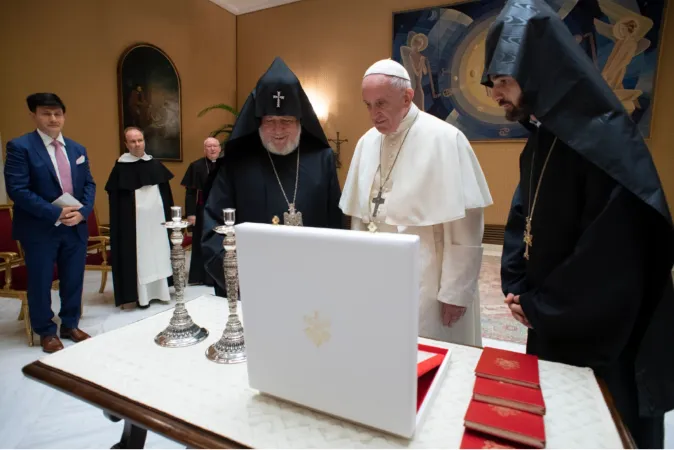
{"left": 4, "top": 93, "right": 96, "bottom": 353}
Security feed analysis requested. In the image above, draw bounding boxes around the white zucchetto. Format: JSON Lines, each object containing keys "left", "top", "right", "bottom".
{"left": 363, "top": 59, "right": 411, "bottom": 81}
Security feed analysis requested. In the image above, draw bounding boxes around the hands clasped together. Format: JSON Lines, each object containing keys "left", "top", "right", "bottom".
{"left": 59, "top": 206, "right": 84, "bottom": 226}
{"left": 505, "top": 293, "right": 532, "bottom": 329}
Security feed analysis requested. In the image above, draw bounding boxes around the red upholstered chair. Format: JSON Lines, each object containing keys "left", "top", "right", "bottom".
{"left": 182, "top": 233, "right": 192, "bottom": 251}
{"left": 0, "top": 204, "right": 59, "bottom": 346}
{"left": 85, "top": 209, "right": 111, "bottom": 294}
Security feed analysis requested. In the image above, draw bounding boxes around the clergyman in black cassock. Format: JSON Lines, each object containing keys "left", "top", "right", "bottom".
{"left": 202, "top": 56, "right": 343, "bottom": 297}
{"left": 105, "top": 127, "right": 175, "bottom": 310}
{"left": 180, "top": 137, "right": 220, "bottom": 286}
{"left": 481, "top": 0, "right": 674, "bottom": 447}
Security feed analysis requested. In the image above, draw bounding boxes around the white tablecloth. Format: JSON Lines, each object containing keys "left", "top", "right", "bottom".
{"left": 39, "top": 295, "right": 623, "bottom": 448}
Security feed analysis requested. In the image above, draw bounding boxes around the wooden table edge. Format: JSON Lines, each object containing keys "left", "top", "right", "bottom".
{"left": 597, "top": 377, "right": 637, "bottom": 449}
{"left": 22, "top": 361, "right": 250, "bottom": 449}
{"left": 23, "top": 360, "right": 636, "bottom": 449}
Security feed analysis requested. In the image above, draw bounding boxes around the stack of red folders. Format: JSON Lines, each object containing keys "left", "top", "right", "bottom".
{"left": 460, "top": 347, "right": 547, "bottom": 449}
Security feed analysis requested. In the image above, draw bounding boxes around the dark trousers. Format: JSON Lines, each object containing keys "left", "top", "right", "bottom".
{"left": 21, "top": 226, "right": 87, "bottom": 336}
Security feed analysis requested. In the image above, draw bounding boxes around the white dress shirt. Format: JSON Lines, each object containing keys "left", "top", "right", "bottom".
{"left": 36, "top": 128, "right": 69, "bottom": 190}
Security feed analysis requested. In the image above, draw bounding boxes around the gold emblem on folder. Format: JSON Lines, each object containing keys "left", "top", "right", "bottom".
{"left": 304, "top": 311, "right": 331, "bottom": 347}
{"left": 483, "top": 440, "right": 515, "bottom": 449}
{"left": 489, "top": 405, "right": 520, "bottom": 418}
{"left": 495, "top": 357, "right": 520, "bottom": 371}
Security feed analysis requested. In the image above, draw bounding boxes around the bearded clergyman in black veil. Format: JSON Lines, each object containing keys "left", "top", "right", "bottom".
{"left": 481, "top": 0, "right": 674, "bottom": 447}
{"left": 201, "top": 57, "right": 344, "bottom": 297}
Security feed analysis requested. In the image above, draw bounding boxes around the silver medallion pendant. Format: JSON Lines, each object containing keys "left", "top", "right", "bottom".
{"left": 283, "top": 203, "right": 303, "bottom": 226}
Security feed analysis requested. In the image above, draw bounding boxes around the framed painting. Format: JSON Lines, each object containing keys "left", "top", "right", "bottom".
{"left": 117, "top": 43, "right": 182, "bottom": 161}
{"left": 392, "top": 0, "right": 667, "bottom": 141}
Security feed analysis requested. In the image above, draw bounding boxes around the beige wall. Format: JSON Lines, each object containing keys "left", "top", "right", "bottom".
{"left": 237, "top": 0, "right": 674, "bottom": 225}
{"left": 1, "top": 0, "right": 671, "bottom": 225}
{"left": 0, "top": 0, "right": 237, "bottom": 223}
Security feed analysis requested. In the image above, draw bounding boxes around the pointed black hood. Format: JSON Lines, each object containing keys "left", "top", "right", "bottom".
{"left": 226, "top": 56, "right": 329, "bottom": 150}
{"left": 201, "top": 57, "right": 332, "bottom": 203}
{"left": 481, "top": 0, "right": 672, "bottom": 227}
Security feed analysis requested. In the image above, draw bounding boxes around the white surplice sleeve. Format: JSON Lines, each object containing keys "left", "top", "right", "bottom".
{"left": 436, "top": 207, "right": 485, "bottom": 307}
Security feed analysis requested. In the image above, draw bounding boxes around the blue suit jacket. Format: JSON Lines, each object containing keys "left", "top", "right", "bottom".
{"left": 4, "top": 131, "right": 96, "bottom": 243}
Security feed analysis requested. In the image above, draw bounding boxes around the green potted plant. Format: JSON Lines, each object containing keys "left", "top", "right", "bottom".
{"left": 197, "top": 103, "right": 239, "bottom": 148}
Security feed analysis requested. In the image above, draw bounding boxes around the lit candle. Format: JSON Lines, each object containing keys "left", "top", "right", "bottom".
{"left": 171, "top": 206, "right": 182, "bottom": 222}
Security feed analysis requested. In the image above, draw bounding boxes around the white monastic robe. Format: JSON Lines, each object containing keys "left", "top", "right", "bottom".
{"left": 339, "top": 104, "right": 493, "bottom": 346}
{"left": 118, "top": 153, "right": 172, "bottom": 306}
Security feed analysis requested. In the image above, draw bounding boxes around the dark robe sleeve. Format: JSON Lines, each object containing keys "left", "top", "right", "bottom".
{"left": 158, "top": 181, "right": 174, "bottom": 221}
{"left": 181, "top": 162, "right": 198, "bottom": 217}
{"left": 518, "top": 161, "right": 648, "bottom": 369}
{"left": 106, "top": 166, "right": 139, "bottom": 307}
{"left": 501, "top": 183, "right": 528, "bottom": 295}
{"left": 158, "top": 181, "right": 175, "bottom": 287}
{"left": 326, "top": 150, "right": 345, "bottom": 229}
{"left": 201, "top": 163, "right": 235, "bottom": 293}
{"left": 185, "top": 188, "right": 197, "bottom": 217}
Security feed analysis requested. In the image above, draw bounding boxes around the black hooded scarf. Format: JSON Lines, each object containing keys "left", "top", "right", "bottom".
{"left": 481, "top": 0, "right": 674, "bottom": 439}
{"left": 201, "top": 57, "right": 343, "bottom": 296}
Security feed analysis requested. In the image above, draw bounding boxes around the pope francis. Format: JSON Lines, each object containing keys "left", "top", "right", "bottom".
{"left": 340, "top": 59, "right": 493, "bottom": 346}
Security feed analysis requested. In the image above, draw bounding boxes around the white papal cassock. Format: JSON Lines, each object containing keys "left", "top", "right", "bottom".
{"left": 119, "top": 153, "right": 172, "bottom": 306}
{"left": 339, "top": 101, "right": 492, "bottom": 346}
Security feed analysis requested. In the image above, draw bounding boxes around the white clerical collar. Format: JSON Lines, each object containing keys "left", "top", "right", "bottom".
{"left": 392, "top": 103, "right": 420, "bottom": 134}
{"left": 118, "top": 152, "right": 153, "bottom": 163}
{"left": 36, "top": 128, "right": 65, "bottom": 148}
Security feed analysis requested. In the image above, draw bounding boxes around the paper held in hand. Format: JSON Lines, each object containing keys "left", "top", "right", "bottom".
{"left": 52, "top": 193, "right": 83, "bottom": 208}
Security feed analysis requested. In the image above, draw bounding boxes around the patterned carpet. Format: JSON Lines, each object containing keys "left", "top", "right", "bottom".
{"left": 479, "top": 255, "right": 528, "bottom": 345}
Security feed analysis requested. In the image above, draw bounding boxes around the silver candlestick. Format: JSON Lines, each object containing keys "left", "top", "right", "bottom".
{"left": 205, "top": 208, "right": 246, "bottom": 364}
{"left": 155, "top": 206, "right": 209, "bottom": 347}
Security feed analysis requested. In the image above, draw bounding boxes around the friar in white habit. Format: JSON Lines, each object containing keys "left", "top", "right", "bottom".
{"left": 340, "top": 59, "right": 493, "bottom": 346}
{"left": 105, "top": 127, "right": 174, "bottom": 310}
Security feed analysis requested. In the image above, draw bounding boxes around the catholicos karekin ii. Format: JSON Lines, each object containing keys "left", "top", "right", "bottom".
{"left": 201, "top": 57, "right": 343, "bottom": 296}
{"left": 481, "top": 0, "right": 674, "bottom": 446}
{"left": 340, "top": 59, "right": 493, "bottom": 347}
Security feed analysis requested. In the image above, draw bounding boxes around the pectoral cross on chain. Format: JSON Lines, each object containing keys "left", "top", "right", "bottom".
{"left": 368, "top": 191, "right": 385, "bottom": 233}
{"left": 273, "top": 91, "right": 284, "bottom": 108}
{"left": 523, "top": 216, "right": 533, "bottom": 260}
{"left": 372, "top": 190, "right": 385, "bottom": 217}
{"left": 283, "top": 203, "right": 303, "bottom": 226}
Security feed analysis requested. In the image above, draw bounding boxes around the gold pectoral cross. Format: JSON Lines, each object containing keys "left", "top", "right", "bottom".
{"left": 523, "top": 216, "right": 533, "bottom": 260}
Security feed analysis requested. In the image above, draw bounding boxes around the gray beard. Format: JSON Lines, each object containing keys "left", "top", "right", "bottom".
{"left": 259, "top": 128, "right": 301, "bottom": 156}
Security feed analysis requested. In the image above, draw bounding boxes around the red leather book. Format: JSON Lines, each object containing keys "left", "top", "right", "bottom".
{"left": 464, "top": 400, "right": 546, "bottom": 449}
{"left": 473, "top": 377, "right": 546, "bottom": 415}
{"left": 475, "top": 347, "right": 540, "bottom": 389}
{"left": 460, "top": 429, "right": 526, "bottom": 449}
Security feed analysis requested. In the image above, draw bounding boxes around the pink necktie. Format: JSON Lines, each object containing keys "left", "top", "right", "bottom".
{"left": 52, "top": 140, "right": 73, "bottom": 194}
